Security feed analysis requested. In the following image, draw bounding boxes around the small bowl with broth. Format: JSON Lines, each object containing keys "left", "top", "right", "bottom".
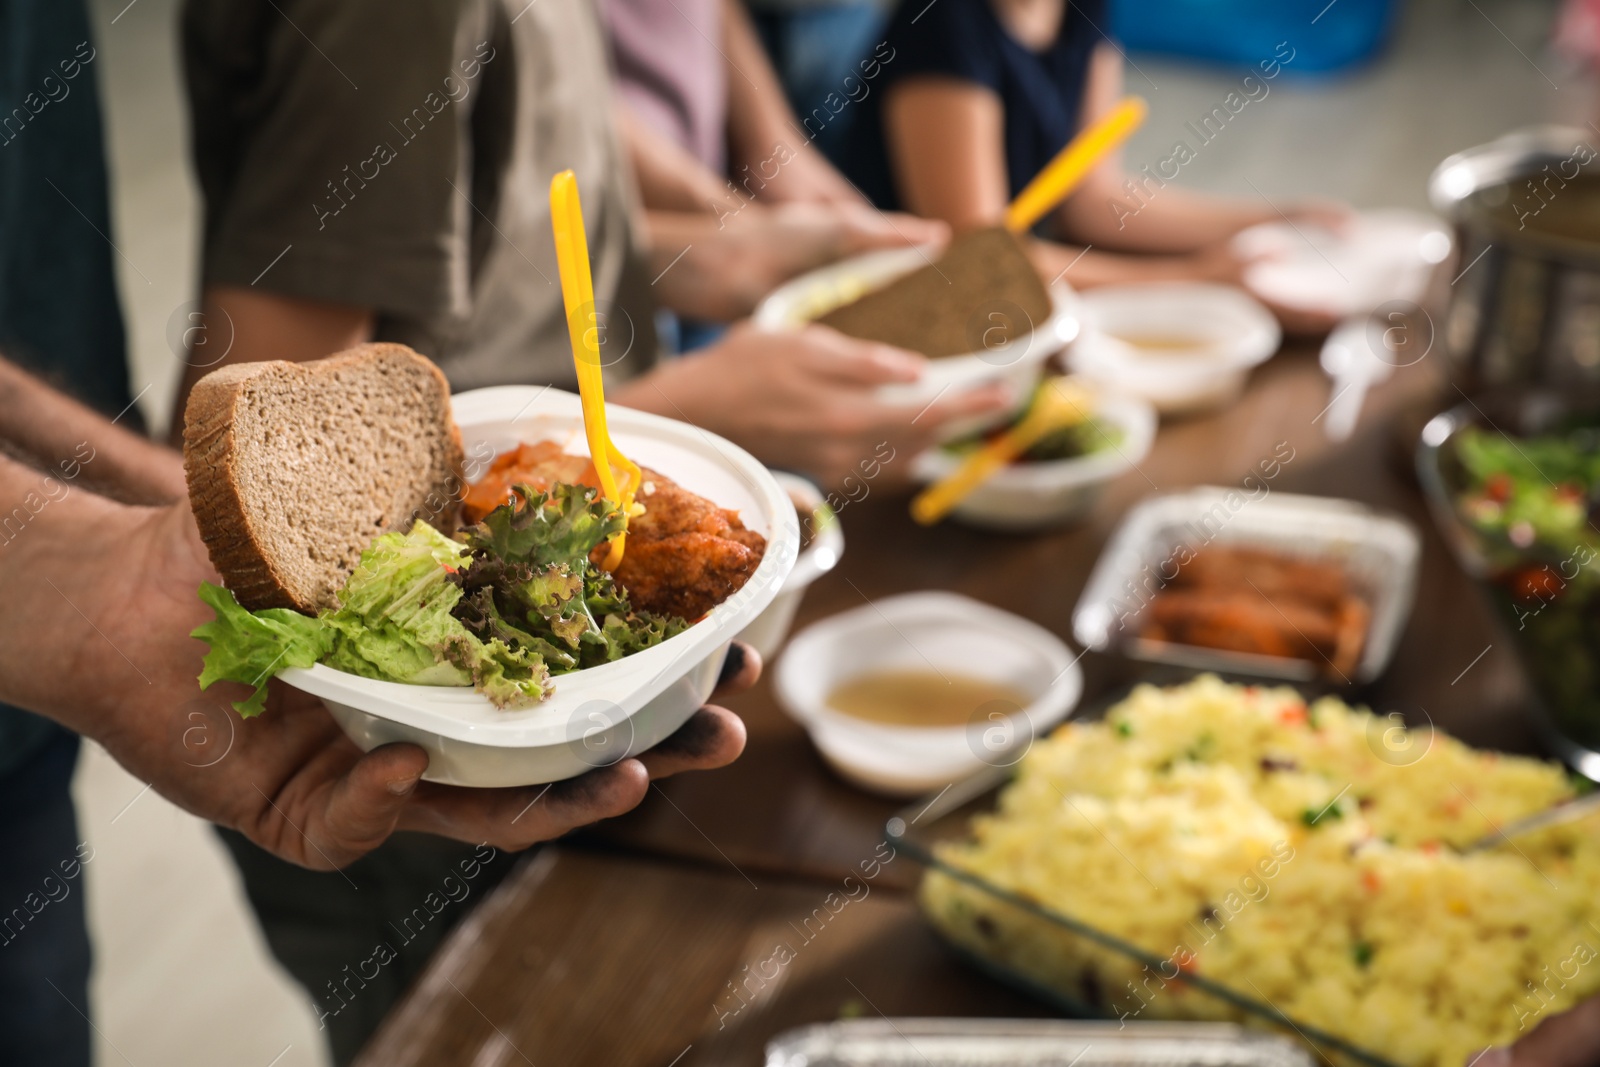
{"left": 1068, "top": 283, "right": 1281, "bottom": 415}
{"left": 774, "top": 592, "right": 1083, "bottom": 796}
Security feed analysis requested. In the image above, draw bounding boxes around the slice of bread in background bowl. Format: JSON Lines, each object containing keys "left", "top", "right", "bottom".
{"left": 751, "top": 237, "right": 1083, "bottom": 440}
{"left": 268, "top": 384, "right": 799, "bottom": 788}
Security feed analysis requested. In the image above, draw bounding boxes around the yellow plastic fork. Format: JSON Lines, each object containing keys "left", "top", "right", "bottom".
{"left": 550, "top": 169, "right": 641, "bottom": 570}
{"left": 1004, "top": 96, "right": 1147, "bottom": 234}
{"left": 910, "top": 377, "right": 1097, "bottom": 525}
{"left": 906, "top": 98, "right": 1144, "bottom": 525}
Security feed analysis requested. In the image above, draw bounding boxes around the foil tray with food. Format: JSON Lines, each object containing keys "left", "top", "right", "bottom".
{"left": 764, "top": 1019, "right": 1314, "bottom": 1067}
{"left": 888, "top": 676, "right": 1600, "bottom": 1067}
{"left": 1073, "top": 487, "right": 1419, "bottom": 684}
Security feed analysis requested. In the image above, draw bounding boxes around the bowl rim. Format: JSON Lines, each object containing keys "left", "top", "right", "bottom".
{"left": 277, "top": 385, "right": 800, "bottom": 748}
{"left": 751, "top": 244, "right": 1081, "bottom": 371}
{"left": 1075, "top": 282, "right": 1281, "bottom": 375}
{"left": 1429, "top": 124, "right": 1596, "bottom": 216}
{"left": 1416, "top": 401, "right": 1483, "bottom": 575}
{"left": 771, "top": 471, "right": 845, "bottom": 591}
{"left": 774, "top": 590, "right": 1084, "bottom": 746}
{"left": 910, "top": 392, "right": 1157, "bottom": 492}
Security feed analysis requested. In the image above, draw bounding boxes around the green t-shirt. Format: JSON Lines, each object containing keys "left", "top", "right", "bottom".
{"left": 182, "top": 0, "right": 659, "bottom": 394}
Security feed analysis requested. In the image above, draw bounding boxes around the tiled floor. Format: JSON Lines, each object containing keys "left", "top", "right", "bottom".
{"left": 73, "top": 744, "right": 327, "bottom": 1067}
{"left": 76, "top": 0, "right": 1568, "bottom": 1063}
{"left": 1118, "top": 0, "right": 1573, "bottom": 210}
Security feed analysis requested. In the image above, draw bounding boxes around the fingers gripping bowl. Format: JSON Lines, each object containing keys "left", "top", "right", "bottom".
{"left": 198, "top": 381, "right": 799, "bottom": 788}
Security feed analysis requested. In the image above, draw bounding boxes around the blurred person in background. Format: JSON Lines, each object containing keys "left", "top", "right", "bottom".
{"left": 1555, "top": 0, "right": 1600, "bottom": 125}
{"left": 743, "top": 0, "right": 891, "bottom": 162}
{"left": 601, "top": 0, "right": 898, "bottom": 348}
{"left": 176, "top": 0, "right": 1008, "bottom": 1059}
{"left": 176, "top": 1, "right": 1000, "bottom": 480}
{"left": 839, "top": 0, "right": 1348, "bottom": 330}
{"left": 602, "top": 0, "right": 865, "bottom": 211}
{"left": 0, "top": 1, "right": 181, "bottom": 1061}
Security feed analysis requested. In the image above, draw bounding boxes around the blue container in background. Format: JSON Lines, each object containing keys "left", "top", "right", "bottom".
{"left": 1109, "top": 0, "right": 1402, "bottom": 73}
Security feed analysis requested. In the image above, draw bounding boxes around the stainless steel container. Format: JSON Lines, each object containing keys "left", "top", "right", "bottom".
{"left": 1416, "top": 392, "right": 1600, "bottom": 779}
{"left": 764, "top": 1020, "right": 1316, "bottom": 1067}
{"left": 1430, "top": 125, "right": 1600, "bottom": 393}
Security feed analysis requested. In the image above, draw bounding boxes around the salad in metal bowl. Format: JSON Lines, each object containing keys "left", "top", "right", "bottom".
{"left": 1420, "top": 396, "right": 1600, "bottom": 773}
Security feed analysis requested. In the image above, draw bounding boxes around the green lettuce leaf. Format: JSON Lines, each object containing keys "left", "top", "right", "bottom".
{"left": 192, "top": 483, "right": 692, "bottom": 715}
{"left": 335, "top": 519, "right": 468, "bottom": 624}
{"left": 581, "top": 610, "right": 689, "bottom": 667}
{"left": 193, "top": 522, "right": 550, "bottom": 713}
{"left": 320, "top": 521, "right": 549, "bottom": 706}
{"left": 192, "top": 582, "right": 333, "bottom": 717}
{"left": 452, "top": 487, "right": 689, "bottom": 673}
{"left": 463, "top": 483, "right": 624, "bottom": 568}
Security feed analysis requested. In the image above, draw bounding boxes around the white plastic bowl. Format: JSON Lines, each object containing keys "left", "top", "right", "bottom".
{"left": 1234, "top": 208, "right": 1451, "bottom": 318}
{"left": 278, "top": 386, "right": 799, "bottom": 788}
{"left": 753, "top": 246, "right": 1082, "bottom": 435}
{"left": 1067, "top": 283, "right": 1280, "bottom": 415}
{"left": 774, "top": 592, "right": 1083, "bottom": 797}
{"left": 909, "top": 393, "right": 1156, "bottom": 531}
{"left": 734, "top": 472, "right": 844, "bottom": 661}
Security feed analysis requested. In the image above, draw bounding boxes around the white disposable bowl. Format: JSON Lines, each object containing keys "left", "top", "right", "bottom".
{"left": 735, "top": 472, "right": 844, "bottom": 661}
{"left": 909, "top": 393, "right": 1157, "bottom": 531}
{"left": 753, "top": 246, "right": 1082, "bottom": 435}
{"left": 1067, "top": 283, "right": 1280, "bottom": 415}
{"left": 774, "top": 592, "right": 1083, "bottom": 797}
{"left": 279, "top": 386, "right": 799, "bottom": 788}
{"left": 1234, "top": 208, "right": 1451, "bottom": 318}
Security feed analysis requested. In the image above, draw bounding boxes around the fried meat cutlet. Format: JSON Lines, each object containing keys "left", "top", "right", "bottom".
{"left": 463, "top": 443, "right": 767, "bottom": 619}
{"left": 612, "top": 468, "right": 767, "bottom": 619}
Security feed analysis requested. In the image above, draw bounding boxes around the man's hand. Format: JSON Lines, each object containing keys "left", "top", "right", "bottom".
{"left": 616, "top": 320, "right": 1014, "bottom": 489}
{"left": 0, "top": 356, "right": 186, "bottom": 505}
{"left": 1474, "top": 995, "right": 1600, "bottom": 1067}
{"left": 645, "top": 202, "right": 949, "bottom": 322}
{"left": 188, "top": 661, "right": 753, "bottom": 868}
{"left": 10, "top": 484, "right": 750, "bottom": 871}
{"left": 1278, "top": 197, "right": 1355, "bottom": 235}
{"left": 755, "top": 143, "right": 869, "bottom": 207}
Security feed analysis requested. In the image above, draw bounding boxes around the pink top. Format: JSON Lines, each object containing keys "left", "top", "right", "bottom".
{"left": 600, "top": 0, "right": 729, "bottom": 172}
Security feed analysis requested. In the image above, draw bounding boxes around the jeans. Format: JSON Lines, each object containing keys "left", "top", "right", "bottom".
{"left": 217, "top": 828, "right": 523, "bottom": 1065}
{"left": 750, "top": 2, "right": 889, "bottom": 164}
{"left": 655, "top": 310, "right": 727, "bottom": 356}
{"left": 0, "top": 0, "right": 133, "bottom": 421}
{"left": 0, "top": 726, "right": 92, "bottom": 1067}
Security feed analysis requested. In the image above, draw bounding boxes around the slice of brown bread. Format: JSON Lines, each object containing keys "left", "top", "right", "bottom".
{"left": 183, "top": 343, "right": 465, "bottom": 613}
{"left": 816, "top": 226, "right": 1053, "bottom": 358}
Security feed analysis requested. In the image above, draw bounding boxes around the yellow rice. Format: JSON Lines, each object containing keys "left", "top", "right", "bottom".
{"left": 922, "top": 675, "right": 1600, "bottom": 1067}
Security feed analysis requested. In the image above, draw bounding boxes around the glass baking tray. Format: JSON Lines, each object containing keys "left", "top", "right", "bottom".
{"left": 1071, "top": 488, "right": 1420, "bottom": 686}
{"left": 764, "top": 1019, "right": 1317, "bottom": 1067}
{"left": 886, "top": 769, "right": 1398, "bottom": 1067}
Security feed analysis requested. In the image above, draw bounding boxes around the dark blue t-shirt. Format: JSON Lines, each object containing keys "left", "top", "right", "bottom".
{"left": 842, "top": 0, "right": 1106, "bottom": 219}
{"left": 0, "top": 0, "right": 130, "bottom": 781}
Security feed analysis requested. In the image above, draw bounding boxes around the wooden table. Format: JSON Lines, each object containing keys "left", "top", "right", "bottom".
{"left": 355, "top": 345, "right": 1537, "bottom": 1066}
